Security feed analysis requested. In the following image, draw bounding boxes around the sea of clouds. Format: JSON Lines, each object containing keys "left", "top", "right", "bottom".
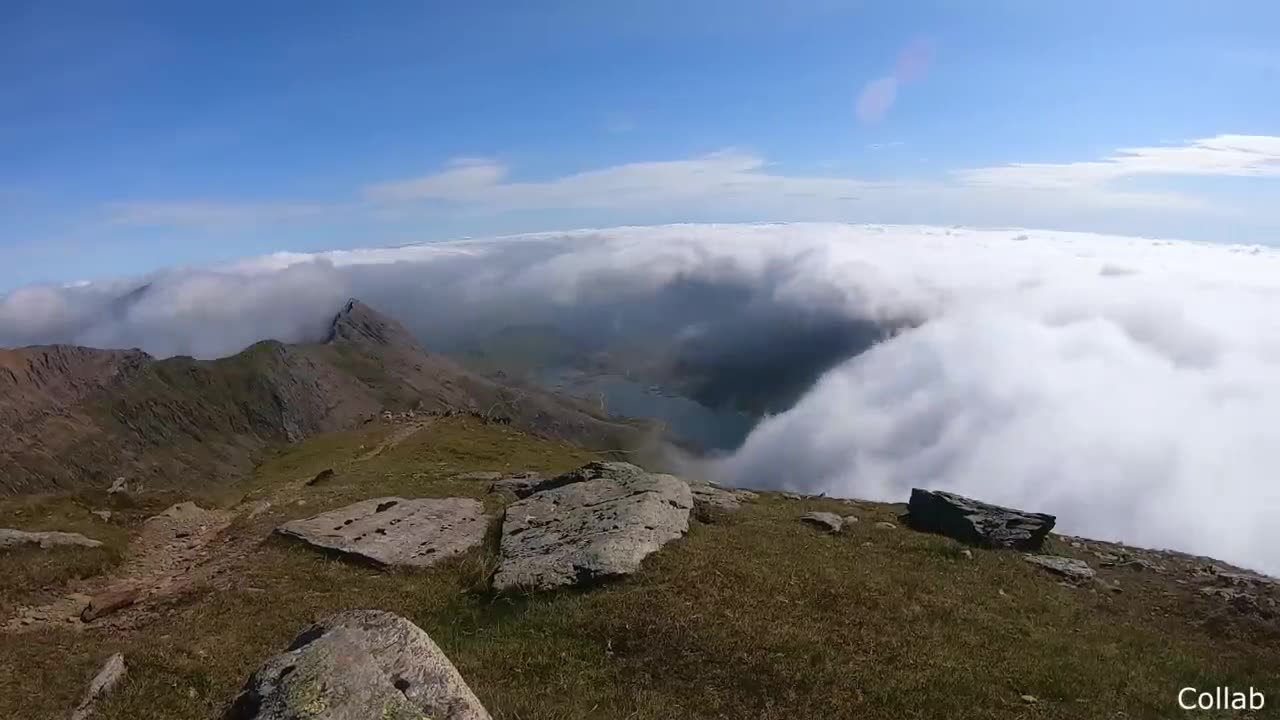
{"left": 2, "top": 223, "right": 1278, "bottom": 573}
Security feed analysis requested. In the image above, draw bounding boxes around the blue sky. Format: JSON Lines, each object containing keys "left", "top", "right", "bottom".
{"left": 3, "top": 0, "right": 1279, "bottom": 291}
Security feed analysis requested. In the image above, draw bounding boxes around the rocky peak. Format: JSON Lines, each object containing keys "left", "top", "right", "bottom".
{"left": 327, "top": 299, "right": 420, "bottom": 351}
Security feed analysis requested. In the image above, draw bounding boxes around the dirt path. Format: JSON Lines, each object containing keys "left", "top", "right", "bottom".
{"left": 355, "top": 418, "right": 432, "bottom": 462}
{"left": 3, "top": 418, "right": 437, "bottom": 634}
{"left": 4, "top": 502, "right": 234, "bottom": 632}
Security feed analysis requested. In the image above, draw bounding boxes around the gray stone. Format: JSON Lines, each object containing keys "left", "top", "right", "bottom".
{"left": 686, "top": 478, "right": 757, "bottom": 516}
{"left": 493, "top": 462, "right": 692, "bottom": 592}
{"left": 91, "top": 510, "right": 112, "bottom": 522}
{"left": 107, "top": 477, "right": 129, "bottom": 495}
{"left": 70, "top": 652, "right": 127, "bottom": 720}
{"left": 800, "top": 512, "right": 843, "bottom": 533}
{"left": 842, "top": 515, "right": 859, "bottom": 526}
{"left": 223, "top": 609, "right": 489, "bottom": 720}
{"left": 1024, "top": 554, "right": 1096, "bottom": 582}
{"left": 276, "top": 497, "right": 488, "bottom": 569}
{"left": 905, "top": 489, "right": 1056, "bottom": 550}
{"left": 875, "top": 522, "right": 897, "bottom": 530}
{"left": 781, "top": 492, "right": 803, "bottom": 501}
{"left": 0, "top": 528, "right": 102, "bottom": 550}
{"left": 486, "top": 472, "right": 551, "bottom": 498}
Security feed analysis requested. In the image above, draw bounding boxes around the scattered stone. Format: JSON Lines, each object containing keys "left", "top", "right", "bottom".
{"left": 223, "top": 609, "right": 490, "bottom": 720}
{"left": 842, "top": 515, "right": 859, "bottom": 526}
{"left": 306, "top": 468, "right": 335, "bottom": 486}
{"left": 107, "top": 477, "right": 129, "bottom": 495}
{"left": 276, "top": 497, "right": 488, "bottom": 569}
{"left": 875, "top": 522, "right": 897, "bottom": 530}
{"left": 1021, "top": 694, "right": 1038, "bottom": 704}
{"left": 91, "top": 510, "right": 112, "bottom": 522}
{"left": 493, "top": 462, "right": 692, "bottom": 592}
{"left": 487, "top": 472, "right": 551, "bottom": 498}
{"left": 960, "top": 549, "right": 974, "bottom": 560}
{"left": 69, "top": 652, "right": 127, "bottom": 720}
{"left": 1024, "top": 554, "right": 1096, "bottom": 583}
{"left": 800, "top": 512, "right": 843, "bottom": 533}
{"left": 81, "top": 587, "right": 141, "bottom": 622}
{"left": 453, "top": 471, "right": 504, "bottom": 482}
{"left": 150, "top": 501, "right": 216, "bottom": 525}
{"left": 244, "top": 500, "right": 272, "bottom": 519}
{"left": 0, "top": 528, "right": 103, "bottom": 550}
{"left": 905, "top": 489, "right": 1056, "bottom": 550}
{"left": 781, "top": 492, "right": 803, "bottom": 501}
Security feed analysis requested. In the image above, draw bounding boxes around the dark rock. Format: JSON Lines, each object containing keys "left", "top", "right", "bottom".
{"left": 306, "top": 468, "right": 335, "bottom": 486}
{"left": 905, "top": 489, "right": 1055, "bottom": 550}
{"left": 223, "top": 609, "right": 489, "bottom": 720}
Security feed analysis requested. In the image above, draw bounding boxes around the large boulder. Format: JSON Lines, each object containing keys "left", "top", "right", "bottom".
{"left": 493, "top": 462, "right": 692, "bottom": 592}
{"left": 223, "top": 609, "right": 489, "bottom": 720}
{"left": 904, "top": 489, "right": 1055, "bottom": 550}
{"left": 0, "top": 528, "right": 102, "bottom": 550}
{"left": 276, "top": 497, "right": 488, "bottom": 569}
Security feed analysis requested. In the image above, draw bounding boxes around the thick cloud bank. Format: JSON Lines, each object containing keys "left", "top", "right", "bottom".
{"left": 3, "top": 224, "right": 1279, "bottom": 573}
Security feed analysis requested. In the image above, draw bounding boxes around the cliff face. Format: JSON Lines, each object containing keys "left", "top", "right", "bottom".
{"left": 0, "top": 300, "right": 643, "bottom": 496}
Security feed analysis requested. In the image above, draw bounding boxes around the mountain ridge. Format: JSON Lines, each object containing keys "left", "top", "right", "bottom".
{"left": 0, "top": 299, "right": 646, "bottom": 496}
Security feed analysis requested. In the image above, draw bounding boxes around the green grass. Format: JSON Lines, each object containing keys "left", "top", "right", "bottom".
{"left": 2, "top": 418, "right": 1276, "bottom": 720}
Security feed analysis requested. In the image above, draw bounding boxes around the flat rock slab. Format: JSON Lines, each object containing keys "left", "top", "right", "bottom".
{"left": 0, "top": 528, "right": 103, "bottom": 550}
{"left": 493, "top": 462, "right": 692, "bottom": 592}
{"left": 1025, "top": 554, "right": 1096, "bottom": 582}
{"left": 224, "top": 609, "right": 490, "bottom": 720}
{"left": 687, "top": 478, "right": 757, "bottom": 516}
{"left": 800, "top": 512, "right": 844, "bottom": 533}
{"left": 905, "top": 489, "right": 1056, "bottom": 550}
{"left": 276, "top": 497, "right": 488, "bottom": 569}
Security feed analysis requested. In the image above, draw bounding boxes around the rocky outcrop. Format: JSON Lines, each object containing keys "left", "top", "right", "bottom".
{"left": 0, "top": 528, "right": 102, "bottom": 550}
{"left": 223, "top": 609, "right": 489, "bottom": 720}
{"left": 800, "top": 512, "right": 844, "bottom": 533}
{"left": 277, "top": 497, "right": 488, "bottom": 569}
{"left": 905, "top": 489, "right": 1055, "bottom": 550}
{"left": 1024, "top": 555, "right": 1096, "bottom": 582}
{"left": 493, "top": 462, "right": 692, "bottom": 592}
{"left": 70, "top": 653, "right": 127, "bottom": 720}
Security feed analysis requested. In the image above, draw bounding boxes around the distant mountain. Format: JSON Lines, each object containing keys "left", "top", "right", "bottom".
{"left": 0, "top": 300, "right": 646, "bottom": 495}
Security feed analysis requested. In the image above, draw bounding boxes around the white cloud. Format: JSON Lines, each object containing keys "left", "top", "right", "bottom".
{"left": 89, "top": 135, "right": 1280, "bottom": 239}
{"left": 3, "top": 223, "right": 1280, "bottom": 574}
{"left": 956, "top": 134, "right": 1280, "bottom": 189}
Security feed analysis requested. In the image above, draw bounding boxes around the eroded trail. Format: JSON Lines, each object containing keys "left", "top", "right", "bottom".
{"left": 3, "top": 418, "right": 440, "bottom": 633}
{"left": 4, "top": 503, "right": 235, "bottom": 632}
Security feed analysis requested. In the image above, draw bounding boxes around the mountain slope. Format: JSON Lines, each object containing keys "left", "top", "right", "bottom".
{"left": 0, "top": 300, "right": 646, "bottom": 495}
